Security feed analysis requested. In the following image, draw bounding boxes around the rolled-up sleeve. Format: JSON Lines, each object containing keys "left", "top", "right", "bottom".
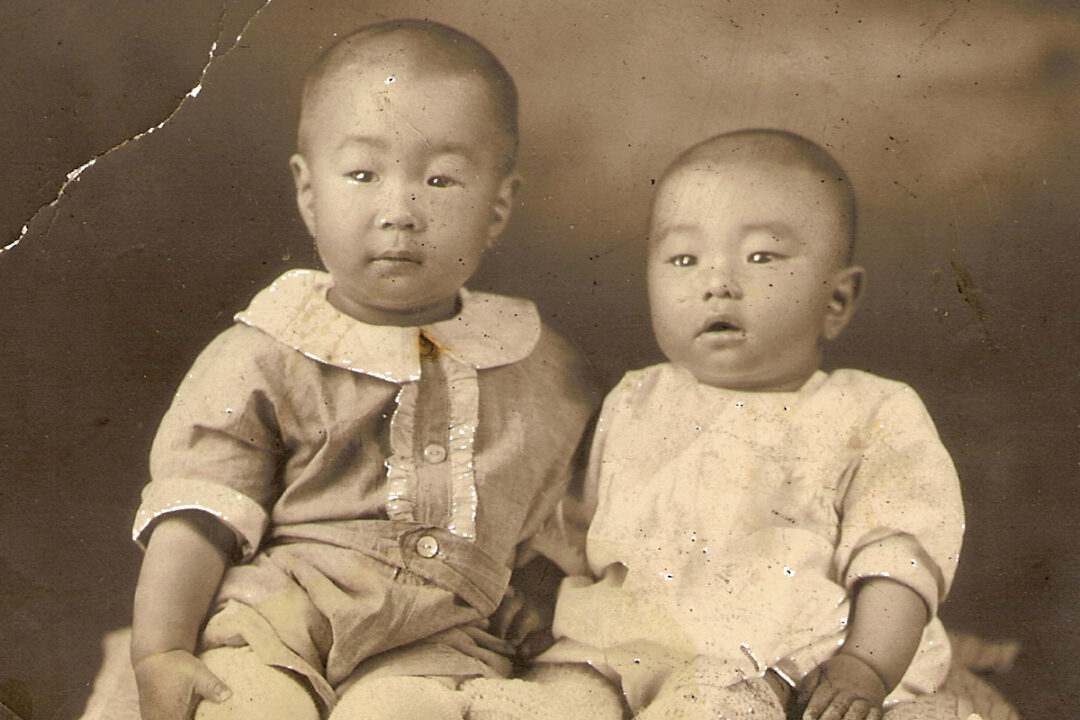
{"left": 834, "top": 385, "right": 965, "bottom": 616}
{"left": 134, "top": 326, "right": 286, "bottom": 560}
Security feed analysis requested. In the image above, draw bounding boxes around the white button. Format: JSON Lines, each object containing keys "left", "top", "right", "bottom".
{"left": 416, "top": 535, "right": 439, "bottom": 558}
{"left": 423, "top": 443, "right": 447, "bottom": 464}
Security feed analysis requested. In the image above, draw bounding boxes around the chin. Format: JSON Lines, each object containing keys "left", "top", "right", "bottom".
{"left": 687, "top": 369, "right": 743, "bottom": 390}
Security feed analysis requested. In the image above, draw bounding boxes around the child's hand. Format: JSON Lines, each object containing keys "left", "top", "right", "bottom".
{"left": 795, "top": 653, "right": 887, "bottom": 720}
{"left": 134, "top": 649, "right": 231, "bottom": 720}
{"left": 490, "top": 585, "right": 553, "bottom": 659}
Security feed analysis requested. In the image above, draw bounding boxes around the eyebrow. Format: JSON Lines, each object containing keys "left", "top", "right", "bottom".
{"left": 336, "top": 134, "right": 388, "bottom": 151}
{"left": 652, "top": 220, "right": 806, "bottom": 250}
{"left": 426, "top": 141, "right": 474, "bottom": 158}
{"left": 740, "top": 221, "right": 802, "bottom": 242}
{"left": 336, "top": 134, "right": 475, "bottom": 160}
{"left": 657, "top": 222, "right": 700, "bottom": 237}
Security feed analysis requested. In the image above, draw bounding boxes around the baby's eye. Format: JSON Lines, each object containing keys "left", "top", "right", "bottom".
{"left": 347, "top": 170, "right": 377, "bottom": 183}
{"left": 747, "top": 251, "right": 781, "bottom": 264}
{"left": 427, "top": 175, "right": 458, "bottom": 188}
{"left": 668, "top": 254, "right": 697, "bottom": 267}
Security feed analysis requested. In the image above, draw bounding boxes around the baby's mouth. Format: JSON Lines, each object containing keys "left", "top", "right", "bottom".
{"left": 699, "top": 319, "right": 743, "bottom": 335}
{"left": 372, "top": 251, "right": 421, "bottom": 265}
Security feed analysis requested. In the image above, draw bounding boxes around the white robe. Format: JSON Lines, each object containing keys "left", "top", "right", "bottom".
{"left": 544, "top": 364, "right": 964, "bottom": 712}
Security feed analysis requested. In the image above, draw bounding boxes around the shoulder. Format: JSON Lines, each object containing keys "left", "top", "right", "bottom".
{"left": 822, "top": 369, "right": 943, "bottom": 441}
{"left": 509, "top": 319, "right": 599, "bottom": 414}
{"left": 824, "top": 367, "right": 912, "bottom": 393}
{"left": 473, "top": 291, "right": 587, "bottom": 383}
{"left": 821, "top": 369, "right": 928, "bottom": 411}
{"left": 595, "top": 362, "right": 687, "bottom": 421}
{"left": 614, "top": 362, "right": 688, "bottom": 400}
{"left": 529, "top": 320, "right": 586, "bottom": 376}
{"left": 190, "top": 322, "right": 295, "bottom": 374}
{"left": 181, "top": 315, "right": 324, "bottom": 397}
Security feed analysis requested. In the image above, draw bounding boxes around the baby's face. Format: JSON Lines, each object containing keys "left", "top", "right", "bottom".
{"left": 647, "top": 162, "right": 860, "bottom": 391}
{"left": 291, "top": 58, "right": 516, "bottom": 325}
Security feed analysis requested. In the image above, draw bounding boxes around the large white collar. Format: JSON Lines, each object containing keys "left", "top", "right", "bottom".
{"left": 234, "top": 269, "right": 541, "bottom": 382}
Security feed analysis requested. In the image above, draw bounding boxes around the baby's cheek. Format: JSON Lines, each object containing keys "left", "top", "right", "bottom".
{"left": 656, "top": 283, "right": 696, "bottom": 307}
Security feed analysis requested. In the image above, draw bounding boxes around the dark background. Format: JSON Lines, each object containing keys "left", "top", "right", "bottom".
{"left": 1, "top": 1, "right": 1077, "bottom": 718}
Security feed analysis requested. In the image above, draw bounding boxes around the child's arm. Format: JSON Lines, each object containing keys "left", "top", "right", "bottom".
{"left": 131, "top": 511, "right": 236, "bottom": 720}
{"left": 492, "top": 408, "right": 603, "bottom": 662}
{"left": 799, "top": 383, "right": 965, "bottom": 719}
{"left": 796, "top": 577, "right": 927, "bottom": 720}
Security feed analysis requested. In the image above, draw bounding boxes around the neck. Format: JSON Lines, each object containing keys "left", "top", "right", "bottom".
{"left": 327, "top": 288, "right": 460, "bottom": 327}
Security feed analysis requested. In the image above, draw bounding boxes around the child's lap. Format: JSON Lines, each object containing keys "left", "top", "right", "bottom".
{"left": 204, "top": 542, "right": 496, "bottom": 705}
{"left": 198, "top": 649, "right": 465, "bottom": 720}
{"left": 79, "top": 619, "right": 515, "bottom": 720}
{"left": 462, "top": 663, "right": 625, "bottom": 720}
{"left": 199, "top": 655, "right": 623, "bottom": 720}
{"left": 197, "top": 646, "right": 320, "bottom": 720}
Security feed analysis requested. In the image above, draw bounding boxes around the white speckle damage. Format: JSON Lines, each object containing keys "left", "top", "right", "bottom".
{"left": 1, "top": 0, "right": 274, "bottom": 256}
{"left": 739, "top": 643, "right": 764, "bottom": 672}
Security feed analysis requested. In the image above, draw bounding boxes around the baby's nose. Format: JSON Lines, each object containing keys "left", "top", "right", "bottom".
{"left": 378, "top": 214, "right": 417, "bottom": 230}
{"left": 375, "top": 183, "right": 424, "bottom": 231}
{"left": 703, "top": 266, "right": 742, "bottom": 300}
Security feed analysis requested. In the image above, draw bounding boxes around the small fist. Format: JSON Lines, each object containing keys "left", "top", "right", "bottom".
{"left": 135, "top": 649, "right": 231, "bottom": 720}
{"left": 490, "top": 586, "right": 554, "bottom": 660}
{"left": 796, "top": 653, "right": 887, "bottom": 720}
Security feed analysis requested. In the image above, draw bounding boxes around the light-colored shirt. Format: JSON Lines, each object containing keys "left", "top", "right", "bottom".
{"left": 545, "top": 363, "right": 964, "bottom": 711}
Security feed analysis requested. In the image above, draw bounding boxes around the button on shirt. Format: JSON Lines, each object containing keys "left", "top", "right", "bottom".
{"left": 416, "top": 535, "right": 440, "bottom": 558}
{"left": 423, "top": 444, "right": 448, "bottom": 464}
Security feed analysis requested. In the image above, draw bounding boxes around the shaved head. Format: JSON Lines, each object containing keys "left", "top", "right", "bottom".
{"left": 658, "top": 129, "right": 857, "bottom": 261}
{"left": 298, "top": 19, "right": 518, "bottom": 171}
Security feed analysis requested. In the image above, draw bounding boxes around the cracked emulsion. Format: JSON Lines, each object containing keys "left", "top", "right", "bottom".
{"left": 1, "top": 0, "right": 275, "bottom": 255}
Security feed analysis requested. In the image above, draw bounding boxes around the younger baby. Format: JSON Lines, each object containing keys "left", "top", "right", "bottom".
{"left": 529, "top": 129, "right": 966, "bottom": 720}
{"left": 126, "top": 19, "right": 593, "bottom": 720}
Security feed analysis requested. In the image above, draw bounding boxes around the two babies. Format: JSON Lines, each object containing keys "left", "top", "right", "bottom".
{"left": 127, "top": 19, "right": 964, "bottom": 720}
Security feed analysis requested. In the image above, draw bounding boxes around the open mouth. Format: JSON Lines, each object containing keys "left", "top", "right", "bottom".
{"left": 699, "top": 319, "right": 743, "bottom": 335}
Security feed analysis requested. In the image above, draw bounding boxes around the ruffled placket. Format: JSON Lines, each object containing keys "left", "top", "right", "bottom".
{"left": 384, "top": 333, "right": 480, "bottom": 541}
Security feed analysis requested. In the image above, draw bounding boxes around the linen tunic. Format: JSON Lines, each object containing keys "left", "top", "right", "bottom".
{"left": 545, "top": 363, "right": 964, "bottom": 712}
{"left": 132, "top": 269, "right": 594, "bottom": 709}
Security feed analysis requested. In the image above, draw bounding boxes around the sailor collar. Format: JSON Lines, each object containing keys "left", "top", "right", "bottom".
{"left": 235, "top": 269, "right": 541, "bottom": 383}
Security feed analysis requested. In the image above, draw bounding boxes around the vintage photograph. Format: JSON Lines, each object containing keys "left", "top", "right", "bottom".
{"left": 1, "top": 2, "right": 1077, "bottom": 718}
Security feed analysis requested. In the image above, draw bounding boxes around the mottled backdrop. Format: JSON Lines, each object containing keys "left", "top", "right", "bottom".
{"left": 1, "top": 1, "right": 1077, "bottom": 718}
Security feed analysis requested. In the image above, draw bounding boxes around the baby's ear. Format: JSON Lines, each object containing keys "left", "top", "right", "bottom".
{"left": 487, "top": 171, "right": 521, "bottom": 247}
{"left": 289, "top": 153, "right": 317, "bottom": 237}
{"left": 823, "top": 265, "right": 866, "bottom": 340}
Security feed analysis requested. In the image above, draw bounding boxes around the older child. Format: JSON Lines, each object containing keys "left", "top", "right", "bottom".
{"left": 507, "top": 129, "right": 967, "bottom": 720}
{"left": 128, "top": 20, "right": 593, "bottom": 720}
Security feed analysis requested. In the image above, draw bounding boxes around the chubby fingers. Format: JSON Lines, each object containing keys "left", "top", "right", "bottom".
{"left": 492, "top": 587, "right": 524, "bottom": 640}
{"left": 805, "top": 690, "right": 882, "bottom": 720}
{"left": 459, "top": 621, "right": 516, "bottom": 656}
{"left": 190, "top": 660, "right": 232, "bottom": 704}
{"left": 135, "top": 650, "right": 231, "bottom": 720}
{"left": 863, "top": 703, "right": 884, "bottom": 720}
{"left": 506, "top": 602, "right": 544, "bottom": 645}
{"left": 803, "top": 683, "right": 838, "bottom": 720}
{"left": 838, "top": 698, "right": 883, "bottom": 720}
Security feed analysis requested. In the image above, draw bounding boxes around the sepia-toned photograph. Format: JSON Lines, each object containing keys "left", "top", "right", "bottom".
{"left": 1, "top": 2, "right": 1077, "bottom": 718}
